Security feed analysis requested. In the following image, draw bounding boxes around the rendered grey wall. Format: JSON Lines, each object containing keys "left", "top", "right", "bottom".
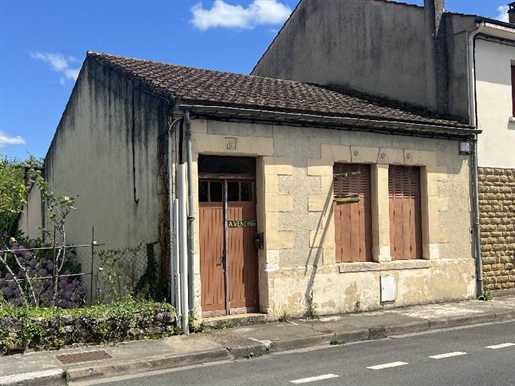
{"left": 44, "top": 59, "right": 166, "bottom": 251}
{"left": 445, "top": 14, "right": 476, "bottom": 121}
{"left": 253, "top": 0, "right": 476, "bottom": 121}
{"left": 253, "top": 0, "right": 429, "bottom": 108}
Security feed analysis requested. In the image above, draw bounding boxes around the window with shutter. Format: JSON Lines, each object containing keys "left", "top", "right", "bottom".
{"left": 388, "top": 165, "right": 422, "bottom": 260}
{"left": 333, "top": 164, "right": 372, "bottom": 263}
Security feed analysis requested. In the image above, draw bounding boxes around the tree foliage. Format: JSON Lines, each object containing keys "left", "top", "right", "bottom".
{"left": 0, "top": 154, "right": 80, "bottom": 308}
{"left": 0, "top": 155, "right": 30, "bottom": 242}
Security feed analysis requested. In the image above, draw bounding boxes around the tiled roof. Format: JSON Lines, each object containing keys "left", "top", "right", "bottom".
{"left": 87, "top": 52, "right": 469, "bottom": 128}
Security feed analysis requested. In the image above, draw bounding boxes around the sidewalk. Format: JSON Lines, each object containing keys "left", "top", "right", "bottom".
{"left": 1, "top": 295, "right": 514, "bottom": 385}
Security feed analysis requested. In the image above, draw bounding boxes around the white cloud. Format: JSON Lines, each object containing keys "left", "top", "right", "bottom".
{"left": 30, "top": 52, "right": 80, "bottom": 85}
{"left": 496, "top": 5, "right": 509, "bottom": 22}
{"left": 191, "top": 0, "right": 292, "bottom": 30}
{"left": 0, "top": 131, "right": 26, "bottom": 148}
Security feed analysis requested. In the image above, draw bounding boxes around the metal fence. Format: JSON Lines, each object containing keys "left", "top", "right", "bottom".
{"left": 0, "top": 238, "right": 165, "bottom": 308}
{"left": 92, "top": 241, "right": 163, "bottom": 304}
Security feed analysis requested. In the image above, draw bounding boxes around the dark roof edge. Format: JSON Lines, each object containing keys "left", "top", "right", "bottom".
{"left": 475, "top": 16, "right": 515, "bottom": 30}
{"left": 86, "top": 52, "right": 177, "bottom": 101}
{"left": 178, "top": 104, "right": 480, "bottom": 139}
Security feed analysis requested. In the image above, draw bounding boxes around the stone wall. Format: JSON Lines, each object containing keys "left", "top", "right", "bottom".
{"left": 0, "top": 307, "right": 175, "bottom": 355}
{"left": 191, "top": 120, "right": 475, "bottom": 318}
{"left": 479, "top": 168, "right": 515, "bottom": 292}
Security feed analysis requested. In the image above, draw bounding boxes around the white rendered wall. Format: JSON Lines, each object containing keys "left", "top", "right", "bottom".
{"left": 475, "top": 38, "right": 515, "bottom": 169}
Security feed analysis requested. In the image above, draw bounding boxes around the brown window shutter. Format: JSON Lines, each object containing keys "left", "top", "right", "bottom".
{"left": 389, "top": 166, "right": 422, "bottom": 260}
{"left": 333, "top": 164, "right": 372, "bottom": 263}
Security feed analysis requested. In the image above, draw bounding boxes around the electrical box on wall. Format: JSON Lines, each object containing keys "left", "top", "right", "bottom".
{"left": 380, "top": 275, "right": 396, "bottom": 302}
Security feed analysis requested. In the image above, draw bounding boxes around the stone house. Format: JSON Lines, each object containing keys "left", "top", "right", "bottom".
{"left": 252, "top": 0, "right": 515, "bottom": 296}
{"left": 30, "top": 51, "right": 480, "bottom": 324}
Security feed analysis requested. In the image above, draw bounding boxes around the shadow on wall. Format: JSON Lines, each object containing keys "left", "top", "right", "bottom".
{"left": 303, "top": 185, "right": 334, "bottom": 315}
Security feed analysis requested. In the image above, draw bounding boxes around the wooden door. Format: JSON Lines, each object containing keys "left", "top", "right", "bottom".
{"left": 199, "top": 180, "right": 225, "bottom": 313}
{"left": 199, "top": 178, "right": 259, "bottom": 316}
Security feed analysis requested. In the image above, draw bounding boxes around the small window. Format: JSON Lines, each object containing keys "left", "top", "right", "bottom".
{"left": 210, "top": 181, "right": 223, "bottom": 202}
{"left": 241, "top": 182, "right": 253, "bottom": 202}
{"left": 199, "top": 181, "right": 209, "bottom": 202}
{"left": 227, "top": 182, "right": 240, "bottom": 202}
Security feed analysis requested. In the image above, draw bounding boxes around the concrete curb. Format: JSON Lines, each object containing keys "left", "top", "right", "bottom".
{"left": 386, "top": 321, "right": 431, "bottom": 336}
{"left": 65, "top": 347, "right": 231, "bottom": 383}
{"left": 219, "top": 310, "right": 515, "bottom": 361}
{"left": 0, "top": 369, "right": 65, "bottom": 386}
{"left": 428, "top": 311, "right": 512, "bottom": 331}
{"left": 3, "top": 304, "right": 514, "bottom": 385}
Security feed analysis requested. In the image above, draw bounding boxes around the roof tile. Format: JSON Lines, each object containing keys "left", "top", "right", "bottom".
{"left": 87, "top": 52, "right": 468, "bottom": 128}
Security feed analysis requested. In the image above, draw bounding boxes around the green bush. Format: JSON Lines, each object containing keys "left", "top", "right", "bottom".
{"left": 0, "top": 297, "right": 176, "bottom": 355}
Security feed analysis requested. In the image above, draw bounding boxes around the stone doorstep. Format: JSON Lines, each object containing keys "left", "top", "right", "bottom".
{"left": 202, "top": 313, "right": 268, "bottom": 328}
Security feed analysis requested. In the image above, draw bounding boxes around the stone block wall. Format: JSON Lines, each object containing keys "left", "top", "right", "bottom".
{"left": 478, "top": 168, "right": 515, "bottom": 292}
{"left": 0, "top": 307, "right": 175, "bottom": 355}
{"left": 192, "top": 120, "right": 475, "bottom": 318}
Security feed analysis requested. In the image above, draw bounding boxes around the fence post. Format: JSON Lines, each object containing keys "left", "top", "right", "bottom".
{"left": 90, "top": 226, "right": 95, "bottom": 305}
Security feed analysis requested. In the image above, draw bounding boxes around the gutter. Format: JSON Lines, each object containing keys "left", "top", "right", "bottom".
{"left": 177, "top": 104, "right": 480, "bottom": 139}
{"left": 467, "top": 22, "right": 485, "bottom": 300}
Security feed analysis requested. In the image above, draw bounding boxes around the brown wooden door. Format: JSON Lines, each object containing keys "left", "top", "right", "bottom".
{"left": 199, "top": 178, "right": 259, "bottom": 316}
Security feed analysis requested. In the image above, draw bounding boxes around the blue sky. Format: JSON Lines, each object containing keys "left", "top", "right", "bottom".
{"left": 0, "top": 0, "right": 510, "bottom": 160}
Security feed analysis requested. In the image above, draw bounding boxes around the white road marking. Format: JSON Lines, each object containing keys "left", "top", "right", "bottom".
{"left": 367, "top": 361, "right": 409, "bottom": 370}
{"left": 290, "top": 374, "right": 339, "bottom": 384}
{"left": 429, "top": 351, "right": 467, "bottom": 359}
{"left": 486, "top": 343, "right": 515, "bottom": 350}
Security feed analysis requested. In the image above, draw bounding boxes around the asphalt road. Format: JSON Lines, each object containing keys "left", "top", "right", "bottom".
{"left": 82, "top": 321, "right": 515, "bottom": 386}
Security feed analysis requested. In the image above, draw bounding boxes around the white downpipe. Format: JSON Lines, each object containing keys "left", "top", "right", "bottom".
{"left": 184, "top": 110, "right": 195, "bottom": 319}
{"left": 177, "top": 164, "right": 189, "bottom": 334}
{"left": 174, "top": 199, "right": 181, "bottom": 316}
{"left": 467, "top": 22, "right": 485, "bottom": 299}
{"left": 467, "top": 22, "right": 485, "bottom": 127}
{"left": 168, "top": 124, "right": 176, "bottom": 311}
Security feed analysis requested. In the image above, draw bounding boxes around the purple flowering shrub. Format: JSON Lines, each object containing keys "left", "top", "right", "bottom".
{"left": 0, "top": 237, "right": 86, "bottom": 308}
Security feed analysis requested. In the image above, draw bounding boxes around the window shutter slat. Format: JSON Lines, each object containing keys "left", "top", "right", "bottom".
{"left": 389, "top": 165, "right": 422, "bottom": 260}
{"left": 334, "top": 164, "right": 372, "bottom": 263}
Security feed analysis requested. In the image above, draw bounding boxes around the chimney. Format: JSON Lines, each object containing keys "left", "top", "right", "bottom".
{"left": 508, "top": 2, "right": 515, "bottom": 24}
{"left": 424, "top": 0, "right": 447, "bottom": 114}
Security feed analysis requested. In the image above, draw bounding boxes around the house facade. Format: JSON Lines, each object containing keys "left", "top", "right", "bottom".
{"left": 253, "top": 0, "right": 515, "bottom": 295}
{"left": 33, "top": 52, "right": 479, "bottom": 323}
{"left": 474, "top": 22, "right": 515, "bottom": 295}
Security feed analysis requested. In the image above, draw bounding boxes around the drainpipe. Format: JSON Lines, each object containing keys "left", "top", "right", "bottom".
{"left": 184, "top": 110, "right": 195, "bottom": 319}
{"left": 470, "top": 135, "right": 483, "bottom": 299}
{"left": 467, "top": 22, "right": 485, "bottom": 127}
{"left": 168, "top": 118, "right": 182, "bottom": 313}
{"left": 467, "top": 22, "right": 485, "bottom": 299}
{"left": 177, "top": 163, "right": 189, "bottom": 334}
